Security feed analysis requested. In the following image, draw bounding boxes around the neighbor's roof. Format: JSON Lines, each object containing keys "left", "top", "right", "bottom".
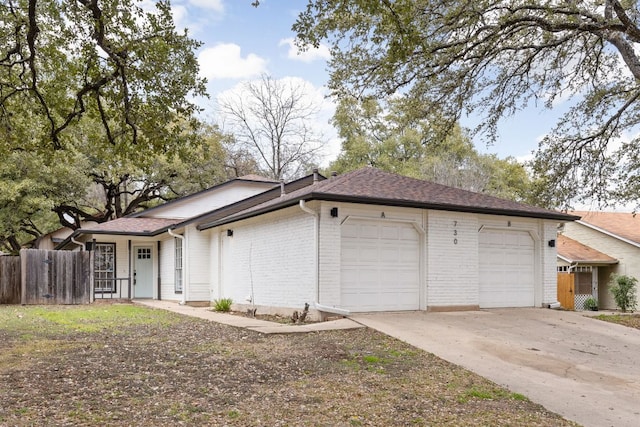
{"left": 572, "top": 211, "right": 640, "bottom": 246}
{"left": 557, "top": 235, "right": 618, "bottom": 264}
{"left": 199, "top": 168, "right": 578, "bottom": 229}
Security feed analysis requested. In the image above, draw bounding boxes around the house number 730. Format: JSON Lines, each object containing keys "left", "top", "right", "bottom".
{"left": 453, "top": 221, "right": 458, "bottom": 244}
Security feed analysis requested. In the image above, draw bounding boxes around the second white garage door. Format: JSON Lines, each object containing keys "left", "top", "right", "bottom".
{"left": 341, "top": 219, "right": 421, "bottom": 312}
{"left": 479, "top": 229, "right": 535, "bottom": 308}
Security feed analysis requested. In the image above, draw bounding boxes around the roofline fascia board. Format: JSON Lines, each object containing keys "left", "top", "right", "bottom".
{"left": 557, "top": 254, "right": 618, "bottom": 264}
{"left": 198, "top": 193, "right": 577, "bottom": 230}
{"left": 576, "top": 220, "right": 640, "bottom": 249}
{"left": 557, "top": 254, "right": 572, "bottom": 263}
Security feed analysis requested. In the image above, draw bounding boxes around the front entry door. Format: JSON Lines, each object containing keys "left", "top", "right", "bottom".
{"left": 134, "top": 246, "right": 153, "bottom": 298}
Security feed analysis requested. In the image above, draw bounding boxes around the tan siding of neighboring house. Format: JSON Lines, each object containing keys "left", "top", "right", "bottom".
{"left": 563, "top": 222, "right": 640, "bottom": 310}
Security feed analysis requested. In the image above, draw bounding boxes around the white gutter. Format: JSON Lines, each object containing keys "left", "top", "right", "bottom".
{"left": 168, "top": 228, "right": 187, "bottom": 305}
{"left": 70, "top": 236, "right": 84, "bottom": 251}
{"left": 299, "top": 200, "right": 320, "bottom": 303}
{"left": 313, "top": 302, "right": 351, "bottom": 316}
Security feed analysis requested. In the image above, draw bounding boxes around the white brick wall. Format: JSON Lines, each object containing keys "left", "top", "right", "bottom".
{"left": 216, "top": 206, "right": 316, "bottom": 309}
{"left": 542, "top": 220, "right": 560, "bottom": 305}
{"left": 427, "top": 211, "right": 479, "bottom": 307}
{"left": 186, "top": 225, "right": 210, "bottom": 301}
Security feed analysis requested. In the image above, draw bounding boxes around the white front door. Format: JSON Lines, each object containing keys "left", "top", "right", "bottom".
{"left": 134, "top": 246, "right": 153, "bottom": 299}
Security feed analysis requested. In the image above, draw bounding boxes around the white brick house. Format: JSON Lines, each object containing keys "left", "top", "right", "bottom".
{"left": 59, "top": 168, "right": 577, "bottom": 317}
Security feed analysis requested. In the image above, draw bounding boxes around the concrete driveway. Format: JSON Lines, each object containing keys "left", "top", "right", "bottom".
{"left": 351, "top": 309, "right": 640, "bottom": 427}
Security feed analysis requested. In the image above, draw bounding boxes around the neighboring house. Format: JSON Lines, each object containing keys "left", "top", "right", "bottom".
{"left": 59, "top": 167, "right": 577, "bottom": 317}
{"left": 560, "top": 211, "right": 640, "bottom": 310}
{"left": 556, "top": 234, "right": 618, "bottom": 310}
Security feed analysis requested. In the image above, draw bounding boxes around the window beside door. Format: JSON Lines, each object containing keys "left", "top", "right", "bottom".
{"left": 175, "top": 238, "right": 183, "bottom": 293}
{"left": 95, "top": 243, "right": 116, "bottom": 293}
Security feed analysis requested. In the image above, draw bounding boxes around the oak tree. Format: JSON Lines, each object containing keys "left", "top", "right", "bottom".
{"left": 295, "top": 0, "right": 640, "bottom": 209}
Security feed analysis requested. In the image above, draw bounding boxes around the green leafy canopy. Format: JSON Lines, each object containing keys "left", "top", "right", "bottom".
{"left": 295, "top": 1, "right": 640, "bottom": 210}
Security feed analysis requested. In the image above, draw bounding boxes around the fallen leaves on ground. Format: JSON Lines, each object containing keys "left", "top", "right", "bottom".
{"left": 0, "top": 305, "right": 579, "bottom": 426}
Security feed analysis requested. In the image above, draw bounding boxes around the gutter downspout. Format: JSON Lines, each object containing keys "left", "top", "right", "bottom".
{"left": 70, "top": 236, "right": 84, "bottom": 251}
{"left": 168, "top": 228, "right": 187, "bottom": 305}
{"left": 299, "top": 200, "right": 320, "bottom": 304}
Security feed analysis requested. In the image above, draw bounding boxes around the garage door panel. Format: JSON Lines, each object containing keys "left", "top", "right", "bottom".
{"left": 479, "top": 230, "right": 535, "bottom": 308}
{"left": 341, "top": 220, "right": 420, "bottom": 312}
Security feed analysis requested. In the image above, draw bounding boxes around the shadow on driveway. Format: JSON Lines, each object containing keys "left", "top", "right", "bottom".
{"left": 351, "top": 308, "right": 640, "bottom": 427}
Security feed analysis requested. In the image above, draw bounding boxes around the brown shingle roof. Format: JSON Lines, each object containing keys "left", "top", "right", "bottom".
{"left": 572, "top": 211, "right": 640, "bottom": 245}
{"left": 557, "top": 235, "right": 618, "bottom": 264}
{"left": 80, "top": 218, "right": 181, "bottom": 235}
{"left": 201, "top": 168, "right": 577, "bottom": 229}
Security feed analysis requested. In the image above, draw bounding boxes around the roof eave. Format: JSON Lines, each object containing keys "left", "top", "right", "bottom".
{"left": 198, "top": 192, "right": 578, "bottom": 230}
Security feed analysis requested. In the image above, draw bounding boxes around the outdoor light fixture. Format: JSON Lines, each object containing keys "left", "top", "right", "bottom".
{"left": 548, "top": 239, "right": 556, "bottom": 247}
{"left": 227, "top": 229, "right": 234, "bottom": 237}
{"left": 330, "top": 207, "right": 338, "bottom": 217}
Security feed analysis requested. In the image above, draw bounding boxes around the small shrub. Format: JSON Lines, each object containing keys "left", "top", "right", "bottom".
{"left": 609, "top": 274, "right": 638, "bottom": 313}
{"left": 213, "top": 298, "right": 233, "bottom": 312}
{"left": 583, "top": 297, "right": 598, "bottom": 311}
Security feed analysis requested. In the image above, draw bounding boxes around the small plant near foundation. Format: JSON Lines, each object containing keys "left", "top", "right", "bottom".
{"left": 609, "top": 274, "right": 637, "bottom": 313}
{"left": 213, "top": 298, "right": 233, "bottom": 312}
{"left": 583, "top": 297, "right": 598, "bottom": 311}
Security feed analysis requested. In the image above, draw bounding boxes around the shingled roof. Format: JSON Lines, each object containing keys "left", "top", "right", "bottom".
{"left": 199, "top": 168, "right": 577, "bottom": 229}
{"left": 557, "top": 235, "right": 618, "bottom": 264}
{"left": 72, "top": 218, "right": 182, "bottom": 236}
{"left": 572, "top": 211, "right": 640, "bottom": 246}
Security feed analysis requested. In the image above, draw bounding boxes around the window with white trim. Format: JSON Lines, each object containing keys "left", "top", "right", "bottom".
{"left": 175, "top": 238, "right": 183, "bottom": 293}
{"left": 94, "top": 243, "right": 116, "bottom": 292}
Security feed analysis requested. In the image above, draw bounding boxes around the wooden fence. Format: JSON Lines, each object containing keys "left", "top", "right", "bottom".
{"left": 0, "top": 249, "right": 93, "bottom": 305}
{"left": 0, "top": 256, "right": 21, "bottom": 304}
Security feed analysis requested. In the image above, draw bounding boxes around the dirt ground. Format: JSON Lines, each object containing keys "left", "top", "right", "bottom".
{"left": 0, "top": 304, "right": 578, "bottom": 426}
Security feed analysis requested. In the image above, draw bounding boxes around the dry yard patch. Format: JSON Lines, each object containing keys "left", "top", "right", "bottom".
{"left": 0, "top": 305, "right": 577, "bottom": 426}
{"left": 594, "top": 313, "right": 640, "bottom": 330}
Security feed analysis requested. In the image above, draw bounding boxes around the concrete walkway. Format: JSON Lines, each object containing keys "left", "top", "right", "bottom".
{"left": 351, "top": 308, "right": 640, "bottom": 427}
{"left": 134, "top": 300, "right": 363, "bottom": 334}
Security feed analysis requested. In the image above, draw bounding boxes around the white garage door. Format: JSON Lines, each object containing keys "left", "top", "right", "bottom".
{"left": 479, "top": 229, "right": 535, "bottom": 308}
{"left": 341, "top": 219, "right": 420, "bottom": 312}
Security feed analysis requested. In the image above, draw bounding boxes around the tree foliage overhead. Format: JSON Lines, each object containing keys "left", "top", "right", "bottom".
{"left": 295, "top": 1, "right": 640, "bottom": 209}
{"left": 0, "top": 0, "right": 210, "bottom": 250}
{"left": 330, "top": 96, "right": 532, "bottom": 202}
{"left": 0, "top": 0, "right": 206, "bottom": 155}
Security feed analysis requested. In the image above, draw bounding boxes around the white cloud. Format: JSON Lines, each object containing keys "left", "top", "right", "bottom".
{"left": 198, "top": 43, "right": 267, "bottom": 80}
{"left": 188, "top": 0, "right": 224, "bottom": 13}
{"left": 279, "top": 38, "right": 331, "bottom": 63}
{"left": 171, "top": 5, "right": 189, "bottom": 30}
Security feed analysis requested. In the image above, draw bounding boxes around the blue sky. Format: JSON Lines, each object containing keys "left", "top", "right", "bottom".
{"left": 168, "top": 0, "right": 562, "bottom": 164}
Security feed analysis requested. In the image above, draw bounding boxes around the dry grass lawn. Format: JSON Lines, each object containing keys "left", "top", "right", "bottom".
{"left": 0, "top": 304, "right": 579, "bottom": 426}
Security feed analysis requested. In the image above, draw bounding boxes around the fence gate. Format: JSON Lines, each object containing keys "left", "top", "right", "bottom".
{"left": 557, "top": 273, "right": 575, "bottom": 310}
{"left": 0, "top": 256, "right": 21, "bottom": 304}
{"left": 21, "top": 249, "right": 92, "bottom": 304}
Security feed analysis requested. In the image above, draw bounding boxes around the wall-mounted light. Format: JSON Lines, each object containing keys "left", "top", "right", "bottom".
{"left": 227, "top": 229, "right": 234, "bottom": 237}
{"left": 330, "top": 207, "right": 338, "bottom": 217}
{"left": 548, "top": 239, "right": 556, "bottom": 247}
